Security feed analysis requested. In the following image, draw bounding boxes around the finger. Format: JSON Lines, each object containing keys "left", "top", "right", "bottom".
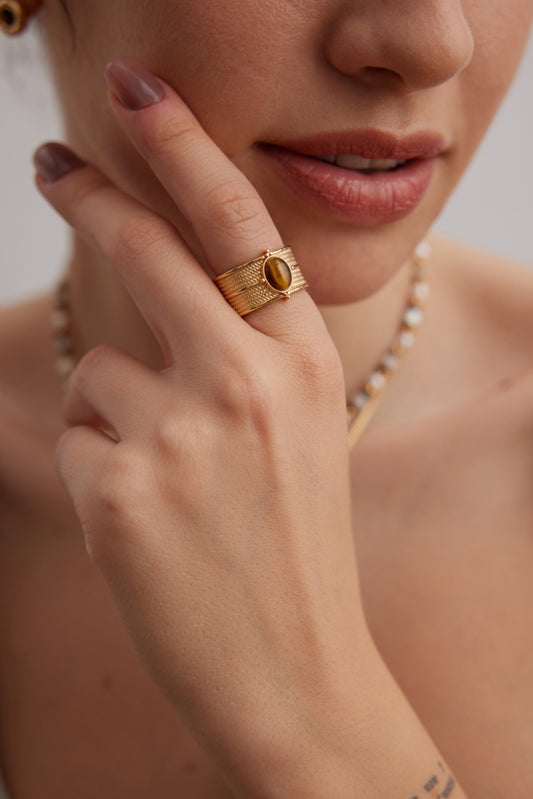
{"left": 33, "top": 143, "right": 241, "bottom": 356}
{"left": 56, "top": 424, "right": 115, "bottom": 508}
{"left": 63, "top": 344, "right": 165, "bottom": 439}
{"left": 105, "top": 57, "right": 318, "bottom": 339}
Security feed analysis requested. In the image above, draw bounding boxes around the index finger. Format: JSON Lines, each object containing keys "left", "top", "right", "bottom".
{"left": 105, "top": 57, "right": 318, "bottom": 339}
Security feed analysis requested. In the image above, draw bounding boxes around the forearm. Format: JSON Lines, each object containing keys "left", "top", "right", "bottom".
{"left": 220, "top": 636, "right": 468, "bottom": 799}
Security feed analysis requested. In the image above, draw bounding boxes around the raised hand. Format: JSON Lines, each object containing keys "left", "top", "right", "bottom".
{"left": 34, "top": 57, "right": 375, "bottom": 798}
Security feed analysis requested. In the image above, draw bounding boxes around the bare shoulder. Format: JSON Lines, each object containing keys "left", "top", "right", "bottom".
{"left": 430, "top": 235, "right": 533, "bottom": 426}
{"left": 432, "top": 235, "right": 533, "bottom": 338}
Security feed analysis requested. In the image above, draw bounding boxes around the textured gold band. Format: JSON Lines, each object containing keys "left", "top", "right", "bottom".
{"left": 213, "top": 247, "right": 308, "bottom": 316}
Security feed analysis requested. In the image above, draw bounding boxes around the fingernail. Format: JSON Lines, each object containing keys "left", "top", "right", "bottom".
{"left": 105, "top": 58, "right": 165, "bottom": 110}
{"left": 33, "top": 143, "right": 86, "bottom": 184}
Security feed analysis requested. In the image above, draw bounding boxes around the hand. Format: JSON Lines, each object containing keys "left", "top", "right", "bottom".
{"left": 35, "top": 58, "right": 374, "bottom": 797}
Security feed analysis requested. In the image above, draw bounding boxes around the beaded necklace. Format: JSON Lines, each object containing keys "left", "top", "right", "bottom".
{"left": 346, "top": 240, "right": 431, "bottom": 446}
{"left": 51, "top": 241, "right": 431, "bottom": 449}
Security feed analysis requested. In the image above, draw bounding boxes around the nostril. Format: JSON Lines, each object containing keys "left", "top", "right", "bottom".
{"left": 362, "top": 66, "right": 396, "bottom": 78}
{"left": 357, "top": 65, "right": 404, "bottom": 89}
{"left": 360, "top": 67, "right": 401, "bottom": 81}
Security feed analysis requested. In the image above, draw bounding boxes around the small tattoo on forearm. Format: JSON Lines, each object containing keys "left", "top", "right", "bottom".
{"left": 408, "top": 760, "right": 456, "bottom": 799}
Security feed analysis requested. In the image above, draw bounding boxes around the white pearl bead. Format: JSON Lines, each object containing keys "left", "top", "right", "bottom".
{"left": 399, "top": 330, "right": 416, "bottom": 348}
{"left": 412, "top": 280, "right": 430, "bottom": 301}
{"left": 55, "top": 355, "right": 76, "bottom": 377}
{"left": 415, "top": 240, "right": 432, "bottom": 261}
{"left": 50, "top": 309, "right": 69, "bottom": 332}
{"left": 404, "top": 306, "right": 424, "bottom": 327}
{"left": 381, "top": 352, "right": 399, "bottom": 371}
{"left": 352, "top": 391, "right": 369, "bottom": 410}
{"left": 368, "top": 371, "right": 387, "bottom": 391}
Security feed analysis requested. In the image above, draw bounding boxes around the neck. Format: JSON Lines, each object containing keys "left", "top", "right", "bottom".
{"left": 66, "top": 234, "right": 418, "bottom": 413}
{"left": 318, "top": 257, "right": 415, "bottom": 403}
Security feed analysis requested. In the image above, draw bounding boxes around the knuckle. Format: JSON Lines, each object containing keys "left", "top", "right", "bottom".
{"left": 215, "top": 361, "right": 274, "bottom": 428}
{"left": 293, "top": 338, "right": 345, "bottom": 399}
{"left": 57, "top": 442, "right": 144, "bottom": 566}
{"left": 152, "top": 412, "right": 185, "bottom": 461}
{"left": 86, "top": 449, "right": 145, "bottom": 562}
{"left": 204, "top": 180, "right": 265, "bottom": 237}
{"left": 153, "top": 409, "right": 222, "bottom": 472}
{"left": 110, "top": 213, "right": 175, "bottom": 265}
{"left": 69, "top": 171, "right": 110, "bottom": 210}
{"left": 147, "top": 116, "right": 203, "bottom": 156}
{"left": 72, "top": 344, "right": 117, "bottom": 389}
{"left": 97, "top": 453, "right": 138, "bottom": 516}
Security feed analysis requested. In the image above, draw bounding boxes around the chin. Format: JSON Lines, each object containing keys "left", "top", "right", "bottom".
{"left": 266, "top": 214, "right": 432, "bottom": 306}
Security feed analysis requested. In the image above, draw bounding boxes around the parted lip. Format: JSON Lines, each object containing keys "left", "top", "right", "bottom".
{"left": 260, "top": 129, "right": 449, "bottom": 161}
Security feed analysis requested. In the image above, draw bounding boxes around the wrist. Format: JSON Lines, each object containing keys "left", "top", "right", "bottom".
{"left": 219, "top": 636, "right": 452, "bottom": 799}
{"left": 218, "top": 633, "right": 383, "bottom": 799}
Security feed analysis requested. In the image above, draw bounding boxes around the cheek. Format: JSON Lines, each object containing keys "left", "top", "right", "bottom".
{"left": 140, "top": 2, "right": 311, "bottom": 155}
{"left": 145, "top": 7, "right": 265, "bottom": 94}
{"left": 49, "top": 1, "right": 274, "bottom": 181}
{"left": 463, "top": 2, "right": 533, "bottom": 127}
{"left": 442, "top": 0, "right": 533, "bottom": 178}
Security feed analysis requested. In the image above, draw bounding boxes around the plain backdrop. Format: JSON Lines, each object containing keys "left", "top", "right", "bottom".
{"left": 1, "top": 28, "right": 532, "bottom": 304}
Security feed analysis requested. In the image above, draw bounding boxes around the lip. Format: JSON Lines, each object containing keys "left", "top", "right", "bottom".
{"left": 257, "top": 129, "right": 447, "bottom": 226}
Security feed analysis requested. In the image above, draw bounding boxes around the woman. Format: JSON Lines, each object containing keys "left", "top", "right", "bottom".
{"left": 0, "top": 1, "right": 532, "bottom": 797}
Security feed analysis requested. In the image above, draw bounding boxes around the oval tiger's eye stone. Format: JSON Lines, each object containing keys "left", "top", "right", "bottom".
{"left": 264, "top": 256, "right": 293, "bottom": 292}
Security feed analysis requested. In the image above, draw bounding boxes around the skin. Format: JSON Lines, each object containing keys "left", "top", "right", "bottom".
{"left": 1, "top": 1, "right": 533, "bottom": 797}
{"left": 38, "top": 0, "right": 533, "bottom": 397}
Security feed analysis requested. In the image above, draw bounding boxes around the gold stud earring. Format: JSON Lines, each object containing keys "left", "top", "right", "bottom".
{"left": 0, "top": 0, "right": 42, "bottom": 35}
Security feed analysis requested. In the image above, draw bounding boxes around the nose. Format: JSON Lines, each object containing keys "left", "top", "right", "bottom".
{"left": 324, "top": 0, "right": 474, "bottom": 91}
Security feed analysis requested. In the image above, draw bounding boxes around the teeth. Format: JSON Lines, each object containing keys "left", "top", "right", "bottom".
{"left": 370, "top": 158, "right": 404, "bottom": 170}
{"left": 333, "top": 154, "right": 405, "bottom": 172}
{"left": 335, "top": 154, "right": 374, "bottom": 170}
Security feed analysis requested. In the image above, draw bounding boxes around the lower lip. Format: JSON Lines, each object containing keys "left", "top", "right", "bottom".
{"left": 259, "top": 145, "right": 435, "bottom": 226}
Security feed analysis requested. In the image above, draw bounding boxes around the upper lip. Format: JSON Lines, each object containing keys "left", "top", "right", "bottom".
{"left": 261, "top": 129, "right": 448, "bottom": 161}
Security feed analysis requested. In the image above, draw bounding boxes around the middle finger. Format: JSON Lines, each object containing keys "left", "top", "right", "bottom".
{"left": 105, "top": 57, "right": 285, "bottom": 276}
{"left": 104, "top": 58, "right": 318, "bottom": 341}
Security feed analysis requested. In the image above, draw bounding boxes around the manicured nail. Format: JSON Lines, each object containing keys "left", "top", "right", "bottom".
{"left": 33, "top": 143, "right": 86, "bottom": 184}
{"left": 105, "top": 58, "right": 165, "bottom": 110}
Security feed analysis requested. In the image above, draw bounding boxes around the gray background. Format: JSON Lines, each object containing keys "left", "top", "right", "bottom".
{"left": 1, "top": 29, "right": 532, "bottom": 304}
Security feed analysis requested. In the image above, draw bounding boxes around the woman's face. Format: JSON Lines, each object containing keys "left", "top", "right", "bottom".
{"left": 44, "top": 0, "right": 533, "bottom": 303}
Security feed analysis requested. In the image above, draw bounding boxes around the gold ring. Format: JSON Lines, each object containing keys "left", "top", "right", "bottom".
{"left": 213, "top": 247, "right": 308, "bottom": 316}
